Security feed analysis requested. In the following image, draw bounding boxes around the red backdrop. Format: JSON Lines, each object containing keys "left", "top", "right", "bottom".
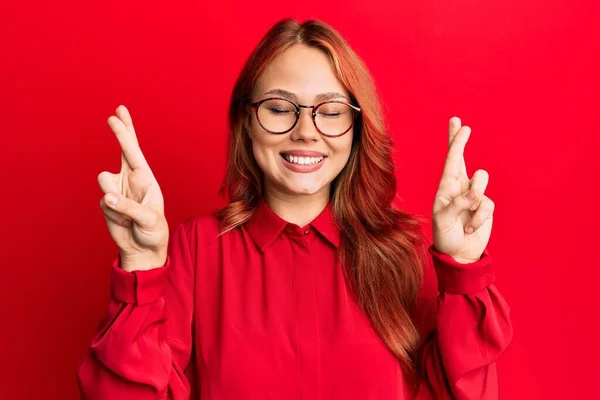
{"left": 1, "top": 0, "right": 598, "bottom": 398}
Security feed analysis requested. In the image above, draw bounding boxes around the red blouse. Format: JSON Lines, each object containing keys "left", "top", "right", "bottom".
{"left": 77, "top": 198, "right": 512, "bottom": 399}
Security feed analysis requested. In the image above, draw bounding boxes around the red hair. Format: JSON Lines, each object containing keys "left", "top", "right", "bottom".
{"left": 217, "top": 18, "right": 428, "bottom": 381}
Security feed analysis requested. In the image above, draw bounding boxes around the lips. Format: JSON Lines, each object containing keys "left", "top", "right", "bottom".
{"left": 280, "top": 151, "right": 326, "bottom": 173}
{"left": 280, "top": 150, "right": 327, "bottom": 157}
{"left": 281, "top": 153, "right": 324, "bottom": 164}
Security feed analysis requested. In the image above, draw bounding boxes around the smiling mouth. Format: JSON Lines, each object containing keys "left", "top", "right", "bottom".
{"left": 280, "top": 153, "right": 325, "bottom": 165}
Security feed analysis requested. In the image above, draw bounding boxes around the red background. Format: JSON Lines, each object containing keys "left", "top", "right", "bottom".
{"left": 1, "top": 0, "right": 598, "bottom": 398}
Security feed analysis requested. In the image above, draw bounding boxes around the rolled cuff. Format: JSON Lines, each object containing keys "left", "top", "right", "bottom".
{"left": 110, "top": 256, "right": 171, "bottom": 305}
{"left": 428, "top": 245, "right": 495, "bottom": 294}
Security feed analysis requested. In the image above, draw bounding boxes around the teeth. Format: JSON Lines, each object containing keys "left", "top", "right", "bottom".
{"left": 284, "top": 154, "right": 324, "bottom": 165}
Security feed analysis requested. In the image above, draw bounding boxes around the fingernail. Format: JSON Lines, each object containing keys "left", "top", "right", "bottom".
{"left": 465, "top": 226, "right": 474, "bottom": 234}
{"left": 467, "top": 190, "right": 477, "bottom": 200}
{"left": 107, "top": 194, "right": 118, "bottom": 206}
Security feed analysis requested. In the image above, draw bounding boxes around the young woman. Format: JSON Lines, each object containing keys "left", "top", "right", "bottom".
{"left": 77, "top": 19, "right": 512, "bottom": 399}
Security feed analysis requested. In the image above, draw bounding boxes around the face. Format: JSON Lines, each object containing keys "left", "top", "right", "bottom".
{"left": 248, "top": 44, "right": 354, "bottom": 198}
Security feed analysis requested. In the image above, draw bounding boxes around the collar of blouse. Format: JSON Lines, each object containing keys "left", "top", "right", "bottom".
{"left": 245, "top": 197, "right": 341, "bottom": 251}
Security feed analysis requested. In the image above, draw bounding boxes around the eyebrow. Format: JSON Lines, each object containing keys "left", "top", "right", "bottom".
{"left": 263, "top": 88, "right": 350, "bottom": 103}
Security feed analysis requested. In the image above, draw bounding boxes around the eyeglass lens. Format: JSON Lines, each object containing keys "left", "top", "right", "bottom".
{"left": 257, "top": 99, "right": 355, "bottom": 136}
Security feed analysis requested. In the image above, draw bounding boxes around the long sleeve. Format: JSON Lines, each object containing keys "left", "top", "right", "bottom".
{"left": 77, "top": 220, "right": 197, "bottom": 400}
{"left": 414, "top": 245, "right": 513, "bottom": 400}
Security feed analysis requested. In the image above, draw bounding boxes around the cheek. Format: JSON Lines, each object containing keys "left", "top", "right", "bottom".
{"left": 328, "top": 135, "right": 353, "bottom": 169}
{"left": 251, "top": 137, "right": 268, "bottom": 166}
{"left": 249, "top": 126, "right": 281, "bottom": 169}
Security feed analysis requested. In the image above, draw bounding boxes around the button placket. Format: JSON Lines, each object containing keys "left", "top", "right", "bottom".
{"left": 284, "top": 224, "right": 316, "bottom": 249}
{"left": 289, "top": 226, "right": 321, "bottom": 397}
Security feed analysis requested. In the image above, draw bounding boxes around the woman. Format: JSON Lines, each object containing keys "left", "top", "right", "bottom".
{"left": 77, "top": 19, "right": 512, "bottom": 399}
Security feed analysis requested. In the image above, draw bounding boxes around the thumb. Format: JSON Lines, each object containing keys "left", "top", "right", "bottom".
{"left": 104, "top": 193, "right": 158, "bottom": 230}
{"left": 444, "top": 189, "right": 479, "bottom": 219}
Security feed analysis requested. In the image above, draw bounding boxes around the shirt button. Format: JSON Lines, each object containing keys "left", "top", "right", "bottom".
{"left": 304, "top": 230, "right": 310, "bottom": 235}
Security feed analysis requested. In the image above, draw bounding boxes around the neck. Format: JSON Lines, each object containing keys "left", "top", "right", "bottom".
{"left": 263, "top": 184, "right": 330, "bottom": 227}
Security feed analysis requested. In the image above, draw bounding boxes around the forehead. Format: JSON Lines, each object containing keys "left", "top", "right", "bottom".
{"left": 254, "top": 44, "right": 348, "bottom": 100}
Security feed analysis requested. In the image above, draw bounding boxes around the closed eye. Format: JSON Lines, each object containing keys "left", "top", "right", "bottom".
{"left": 268, "top": 107, "right": 294, "bottom": 114}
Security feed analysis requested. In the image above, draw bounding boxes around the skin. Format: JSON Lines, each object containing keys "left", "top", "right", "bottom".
{"left": 432, "top": 117, "right": 495, "bottom": 263}
{"left": 98, "top": 48, "right": 496, "bottom": 270}
{"left": 246, "top": 44, "right": 495, "bottom": 262}
{"left": 248, "top": 44, "right": 354, "bottom": 227}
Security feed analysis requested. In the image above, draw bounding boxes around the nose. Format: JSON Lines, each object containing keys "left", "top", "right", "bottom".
{"left": 290, "top": 107, "right": 320, "bottom": 142}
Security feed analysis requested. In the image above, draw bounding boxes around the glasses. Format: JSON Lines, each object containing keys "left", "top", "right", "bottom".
{"left": 250, "top": 97, "right": 361, "bottom": 138}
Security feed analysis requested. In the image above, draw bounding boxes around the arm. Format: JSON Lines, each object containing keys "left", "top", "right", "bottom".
{"left": 414, "top": 245, "right": 513, "bottom": 400}
{"left": 76, "top": 220, "right": 197, "bottom": 400}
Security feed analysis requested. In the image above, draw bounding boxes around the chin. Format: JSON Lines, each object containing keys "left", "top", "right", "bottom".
{"left": 290, "top": 187, "right": 320, "bottom": 196}
{"left": 282, "top": 178, "right": 327, "bottom": 196}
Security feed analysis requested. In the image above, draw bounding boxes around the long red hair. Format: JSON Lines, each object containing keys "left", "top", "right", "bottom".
{"left": 217, "top": 18, "right": 429, "bottom": 380}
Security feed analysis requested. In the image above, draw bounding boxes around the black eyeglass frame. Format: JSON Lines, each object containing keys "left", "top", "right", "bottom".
{"left": 249, "top": 97, "right": 362, "bottom": 138}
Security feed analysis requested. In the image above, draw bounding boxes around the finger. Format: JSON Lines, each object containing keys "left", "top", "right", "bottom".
{"left": 448, "top": 117, "right": 468, "bottom": 178}
{"left": 442, "top": 125, "right": 471, "bottom": 180}
{"left": 115, "top": 105, "right": 141, "bottom": 183}
{"left": 465, "top": 196, "right": 495, "bottom": 233}
{"left": 100, "top": 197, "right": 133, "bottom": 228}
{"left": 448, "top": 116, "right": 461, "bottom": 143}
{"left": 442, "top": 187, "right": 480, "bottom": 220}
{"left": 116, "top": 105, "right": 143, "bottom": 165}
{"left": 103, "top": 192, "right": 158, "bottom": 230}
{"left": 468, "top": 169, "right": 489, "bottom": 210}
{"left": 116, "top": 105, "right": 138, "bottom": 141}
{"left": 119, "top": 152, "right": 128, "bottom": 194}
{"left": 97, "top": 171, "right": 119, "bottom": 194}
{"left": 107, "top": 110, "right": 149, "bottom": 171}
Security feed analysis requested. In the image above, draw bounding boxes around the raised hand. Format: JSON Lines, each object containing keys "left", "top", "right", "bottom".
{"left": 97, "top": 105, "right": 169, "bottom": 272}
{"left": 432, "top": 117, "right": 495, "bottom": 264}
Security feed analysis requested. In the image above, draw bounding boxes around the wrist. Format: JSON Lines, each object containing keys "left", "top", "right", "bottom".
{"left": 432, "top": 246, "right": 482, "bottom": 264}
{"left": 120, "top": 249, "right": 167, "bottom": 272}
{"left": 450, "top": 255, "right": 482, "bottom": 264}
